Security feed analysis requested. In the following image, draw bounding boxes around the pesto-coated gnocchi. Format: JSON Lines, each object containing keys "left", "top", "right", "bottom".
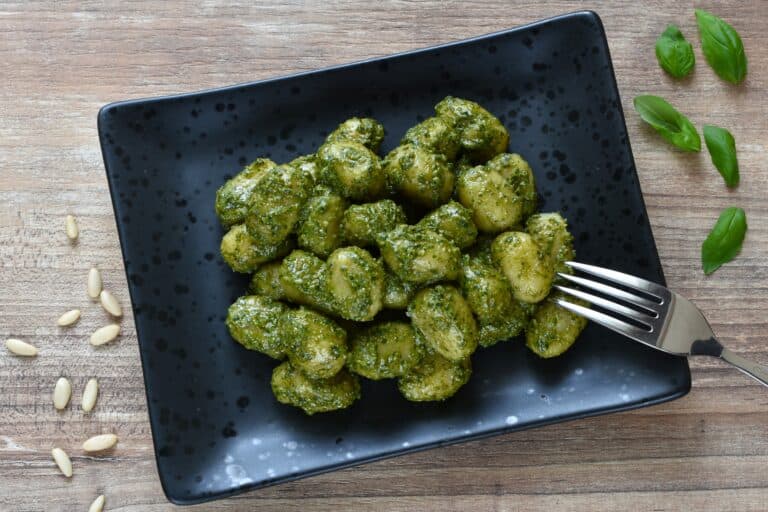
{"left": 325, "top": 117, "right": 386, "bottom": 152}
{"left": 402, "top": 116, "right": 461, "bottom": 161}
{"left": 525, "top": 293, "right": 588, "bottom": 358}
{"left": 215, "top": 158, "right": 276, "bottom": 227}
{"left": 417, "top": 200, "right": 478, "bottom": 249}
{"left": 435, "top": 96, "right": 509, "bottom": 163}
{"left": 216, "top": 97, "right": 586, "bottom": 415}
{"left": 383, "top": 144, "right": 454, "bottom": 208}
{"left": 281, "top": 307, "right": 348, "bottom": 379}
{"left": 408, "top": 285, "right": 478, "bottom": 362}
{"left": 347, "top": 322, "right": 423, "bottom": 380}
{"left": 316, "top": 140, "right": 386, "bottom": 201}
{"left": 377, "top": 224, "right": 461, "bottom": 285}
{"left": 491, "top": 231, "right": 555, "bottom": 303}
{"left": 296, "top": 186, "right": 346, "bottom": 258}
{"left": 526, "top": 212, "right": 574, "bottom": 274}
{"left": 245, "top": 164, "right": 313, "bottom": 247}
{"left": 398, "top": 351, "right": 472, "bottom": 402}
{"left": 341, "top": 199, "right": 407, "bottom": 247}
{"left": 226, "top": 295, "right": 287, "bottom": 359}
{"left": 326, "top": 247, "right": 385, "bottom": 321}
{"left": 220, "top": 223, "right": 293, "bottom": 273}
{"left": 272, "top": 361, "right": 361, "bottom": 415}
{"left": 250, "top": 260, "right": 284, "bottom": 300}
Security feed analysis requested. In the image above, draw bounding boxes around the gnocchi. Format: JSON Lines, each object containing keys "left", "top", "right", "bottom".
{"left": 215, "top": 97, "right": 586, "bottom": 415}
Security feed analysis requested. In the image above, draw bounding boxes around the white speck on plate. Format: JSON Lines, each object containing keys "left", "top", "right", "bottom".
{"left": 257, "top": 451, "right": 270, "bottom": 461}
{"left": 402, "top": 442, "right": 410, "bottom": 448}
{"left": 568, "top": 386, "right": 575, "bottom": 393}
{"left": 463, "top": 430, "right": 471, "bottom": 435}
{"left": 283, "top": 441, "right": 298, "bottom": 450}
{"left": 620, "top": 393, "right": 630, "bottom": 401}
{"left": 225, "top": 464, "right": 250, "bottom": 486}
{"left": 575, "top": 368, "right": 584, "bottom": 376}
{"left": 526, "top": 388, "right": 535, "bottom": 395}
{"left": 291, "top": 465, "right": 299, "bottom": 471}
{"left": 345, "top": 452, "right": 353, "bottom": 459}
{"left": 266, "top": 468, "right": 275, "bottom": 477}
{"left": 251, "top": 438, "right": 262, "bottom": 446}
{"left": 224, "top": 454, "right": 234, "bottom": 464}
{"left": 286, "top": 451, "right": 294, "bottom": 457}
{"left": 505, "top": 415, "right": 519, "bottom": 425}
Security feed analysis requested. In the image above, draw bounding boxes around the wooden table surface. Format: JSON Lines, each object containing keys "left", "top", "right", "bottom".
{"left": 1, "top": 1, "right": 767, "bottom": 511}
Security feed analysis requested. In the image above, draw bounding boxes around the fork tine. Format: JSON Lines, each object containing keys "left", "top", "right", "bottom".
{"left": 554, "top": 285, "right": 657, "bottom": 327}
{"left": 565, "top": 261, "right": 667, "bottom": 299}
{"left": 557, "top": 273, "right": 660, "bottom": 311}
{"left": 555, "top": 298, "right": 655, "bottom": 345}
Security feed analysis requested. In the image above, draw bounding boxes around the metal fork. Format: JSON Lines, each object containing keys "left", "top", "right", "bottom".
{"left": 555, "top": 261, "right": 768, "bottom": 387}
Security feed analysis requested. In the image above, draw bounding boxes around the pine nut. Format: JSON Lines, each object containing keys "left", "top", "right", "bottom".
{"left": 51, "top": 447, "right": 73, "bottom": 477}
{"left": 90, "top": 324, "right": 120, "bottom": 346}
{"left": 88, "top": 267, "right": 102, "bottom": 299}
{"left": 82, "top": 378, "right": 99, "bottom": 413}
{"left": 53, "top": 377, "right": 72, "bottom": 410}
{"left": 88, "top": 495, "right": 105, "bottom": 512}
{"left": 65, "top": 214, "right": 79, "bottom": 241}
{"left": 57, "top": 309, "right": 81, "bottom": 327}
{"left": 82, "top": 433, "right": 118, "bottom": 452}
{"left": 99, "top": 290, "right": 123, "bottom": 317}
{"left": 5, "top": 338, "right": 38, "bottom": 356}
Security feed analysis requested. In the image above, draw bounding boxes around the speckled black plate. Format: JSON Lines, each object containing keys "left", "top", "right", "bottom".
{"left": 97, "top": 11, "right": 690, "bottom": 505}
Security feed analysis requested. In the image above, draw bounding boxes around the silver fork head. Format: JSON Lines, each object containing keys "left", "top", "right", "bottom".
{"left": 555, "top": 261, "right": 715, "bottom": 356}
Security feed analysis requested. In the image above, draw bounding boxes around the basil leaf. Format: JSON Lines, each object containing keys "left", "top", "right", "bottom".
{"left": 633, "top": 95, "right": 701, "bottom": 151}
{"left": 703, "top": 125, "right": 739, "bottom": 187}
{"left": 701, "top": 207, "right": 747, "bottom": 275}
{"left": 695, "top": 9, "right": 747, "bottom": 84}
{"left": 655, "top": 25, "right": 695, "bottom": 78}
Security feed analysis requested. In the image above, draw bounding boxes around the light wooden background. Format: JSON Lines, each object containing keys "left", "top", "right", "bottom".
{"left": 1, "top": 1, "right": 767, "bottom": 511}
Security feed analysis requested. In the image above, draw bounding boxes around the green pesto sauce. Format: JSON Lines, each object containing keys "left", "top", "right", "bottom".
{"left": 316, "top": 140, "right": 385, "bottom": 201}
{"left": 341, "top": 199, "right": 407, "bottom": 247}
{"left": 215, "top": 158, "right": 277, "bottom": 227}
{"left": 271, "top": 361, "right": 360, "bottom": 415}
{"left": 377, "top": 224, "right": 461, "bottom": 285}
{"left": 398, "top": 351, "right": 472, "bottom": 402}
{"left": 226, "top": 295, "right": 287, "bottom": 359}
{"left": 347, "top": 321, "right": 424, "bottom": 380}
{"left": 417, "top": 200, "right": 478, "bottom": 249}
{"left": 325, "top": 117, "right": 386, "bottom": 152}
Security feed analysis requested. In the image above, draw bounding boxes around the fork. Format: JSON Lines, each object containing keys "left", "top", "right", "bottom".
{"left": 555, "top": 261, "right": 768, "bottom": 387}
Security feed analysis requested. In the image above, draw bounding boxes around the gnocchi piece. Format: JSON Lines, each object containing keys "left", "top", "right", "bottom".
{"left": 281, "top": 307, "right": 348, "bottom": 379}
{"left": 279, "top": 250, "right": 334, "bottom": 313}
{"left": 435, "top": 96, "right": 509, "bottom": 163}
{"left": 296, "top": 186, "right": 346, "bottom": 258}
{"left": 458, "top": 254, "right": 514, "bottom": 325}
{"left": 382, "top": 144, "right": 454, "bottom": 209}
{"left": 250, "top": 261, "right": 284, "bottom": 300}
{"left": 525, "top": 293, "right": 588, "bottom": 358}
{"left": 401, "top": 116, "right": 461, "bottom": 161}
{"left": 326, "top": 247, "right": 385, "bottom": 321}
{"left": 456, "top": 165, "right": 522, "bottom": 233}
{"left": 477, "top": 301, "right": 534, "bottom": 348}
{"left": 289, "top": 154, "right": 320, "bottom": 185}
{"left": 215, "top": 158, "right": 276, "bottom": 227}
{"left": 485, "top": 153, "right": 537, "bottom": 219}
{"left": 417, "top": 200, "right": 478, "bottom": 249}
{"left": 226, "top": 295, "right": 287, "bottom": 359}
{"left": 526, "top": 212, "right": 575, "bottom": 274}
{"left": 325, "top": 117, "right": 386, "bottom": 152}
{"left": 220, "top": 224, "right": 293, "bottom": 273}
{"left": 316, "top": 140, "right": 385, "bottom": 200}
{"left": 347, "top": 322, "right": 423, "bottom": 380}
{"left": 398, "top": 351, "right": 472, "bottom": 402}
{"left": 341, "top": 199, "right": 407, "bottom": 247}
{"left": 408, "top": 285, "right": 478, "bottom": 361}
{"left": 382, "top": 269, "right": 415, "bottom": 309}
{"left": 377, "top": 224, "right": 461, "bottom": 285}
{"left": 245, "top": 164, "right": 313, "bottom": 247}
{"left": 271, "top": 361, "right": 360, "bottom": 415}
{"left": 491, "top": 231, "right": 555, "bottom": 303}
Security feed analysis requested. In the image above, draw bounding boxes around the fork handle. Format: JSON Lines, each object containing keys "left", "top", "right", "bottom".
{"left": 720, "top": 348, "right": 768, "bottom": 387}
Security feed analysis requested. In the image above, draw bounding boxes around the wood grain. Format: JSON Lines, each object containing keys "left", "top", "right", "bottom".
{"left": 1, "top": 1, "right": 767, "bottom": 511}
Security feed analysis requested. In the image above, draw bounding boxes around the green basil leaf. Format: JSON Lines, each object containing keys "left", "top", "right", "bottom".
{"left": 701, "top": 207, "right": 747, "bottom": 274}
{"left": 703, "top": 125, "right": 739, "bottom": 187}
{"left": 633, "top": 95, "right": 701, "bottom": 151}
{"left": 695, "top": 9, "right": 747, "bottom": 84}
{"left": 655, "top": 25, "right": 695, "bottom": 78}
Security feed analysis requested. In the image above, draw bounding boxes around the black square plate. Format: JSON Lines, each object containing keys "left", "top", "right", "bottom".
{"left": 98, "top": 10, "right": 690, "bottom": 505}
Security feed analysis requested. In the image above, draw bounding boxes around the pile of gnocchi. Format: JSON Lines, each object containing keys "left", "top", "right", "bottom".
{"left": 215, "top": 96, "right": 586, "bottom": 415}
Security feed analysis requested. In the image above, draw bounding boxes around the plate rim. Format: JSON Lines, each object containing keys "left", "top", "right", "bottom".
{"left": 96, "top": 9, "right": 692, "bottom": 505}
